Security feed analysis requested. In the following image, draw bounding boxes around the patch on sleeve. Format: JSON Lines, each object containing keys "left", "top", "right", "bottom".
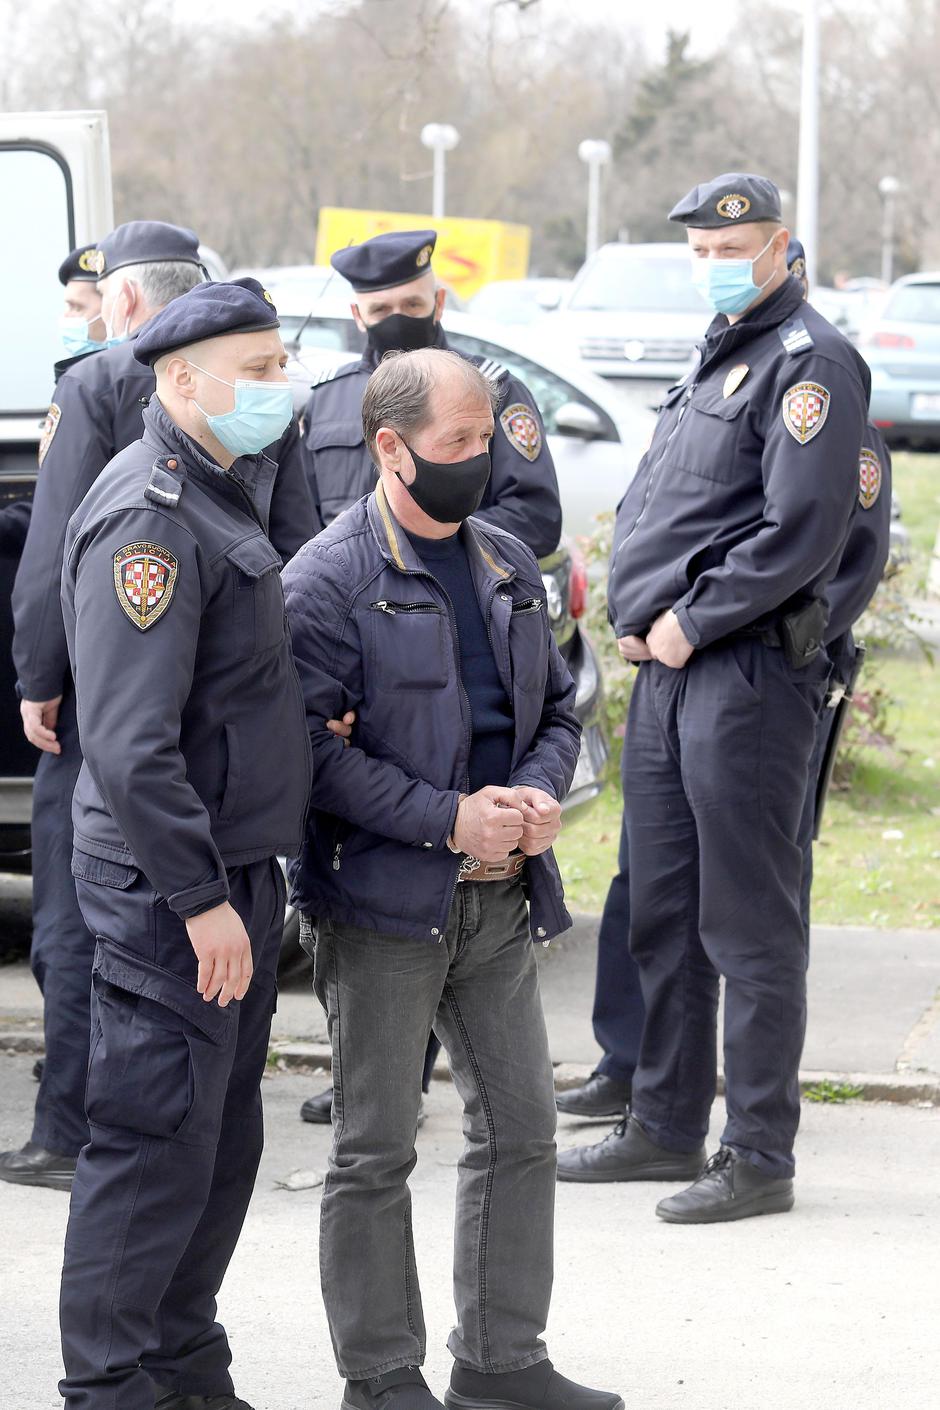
{"left": 782, "top": 381, "right": 830, "bottom": 444}
{"left": 858, "top": 446, "right": 882, "bottom": 509}
{"left": 38, "top": 404, "right": 61, "bottom": 467}
{"left": 113, "top": 543, "right": 179, "bottom": 631}
{"left": 499, "top": 402, "right": 542, "bottom": 462}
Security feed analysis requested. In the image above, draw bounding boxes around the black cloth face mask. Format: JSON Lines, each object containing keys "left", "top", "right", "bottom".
{"left": 366, "top": 310, "right": 438, "bottom": 358}
{"left": 397, "top": 442, "right": 492, "bottom": 523}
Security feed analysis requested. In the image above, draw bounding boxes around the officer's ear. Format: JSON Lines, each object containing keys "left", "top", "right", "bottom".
{"left": 351, "top": 302, "right": 368, "bottom": 334}
{"left": 774, "top": 226, "right": 791, "bottom": 263}
{"left": 161, "top": 354, "right": 199, "bottom": 398}
{"left": 433, "top": 285, "right": 446, "bottom": 322}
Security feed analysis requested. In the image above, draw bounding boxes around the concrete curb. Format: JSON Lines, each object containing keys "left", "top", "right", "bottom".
{"left": 6, "top": 1034, "right": 936, "bottom": 1107}
{"left": 264, "top": 1042, "right": 939, "bottom": 1106}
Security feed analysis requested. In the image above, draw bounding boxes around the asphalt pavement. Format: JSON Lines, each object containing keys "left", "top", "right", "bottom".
{"left": 1, "top": 885, "right": 938, "bottom": 1408}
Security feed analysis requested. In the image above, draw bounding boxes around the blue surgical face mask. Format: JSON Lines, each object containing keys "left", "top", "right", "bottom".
{"left": 690, "top": 234, "right": 777, "bottom": 315}
{"left": 188, "top": 361, "right": 294, "bottom": 457}
{"left": 58, "top": 313, "right": 104, "bottom": 359}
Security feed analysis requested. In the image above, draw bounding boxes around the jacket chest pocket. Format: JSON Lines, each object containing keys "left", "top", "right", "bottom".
{"left": 673, "top": 387, "right": 748, "bottom": 484}
{"left": 306, "top": 419, "right": 375, "bottom": 525}
{"left": 507, "top": 595, "right": 547, "bottom": 694}
{"left": 367, "top": 600, "right": 450, "bottom": 691}
{"left": 225, "top": 536, "right": 285, "bottom": 659}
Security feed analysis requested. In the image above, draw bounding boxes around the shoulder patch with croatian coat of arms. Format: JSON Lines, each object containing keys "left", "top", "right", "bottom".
{"left": 499, "top": 402, "right": 542, "bottom": 462}
{"left": 38, "top": 404, "right": 61, "bottom": 467}
{"left": 782, "top": 381, "right": 830, "bottom": 445}
{"left": 858, "top": 446, "right": 882, "bottom": 510}
{"left": 113, "top": 542, "right": 179, "bottom": 631}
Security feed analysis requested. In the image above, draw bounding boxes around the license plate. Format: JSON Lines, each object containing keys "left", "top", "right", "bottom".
{"left": 911, "top": 392, "right": 940, "bottom": 419}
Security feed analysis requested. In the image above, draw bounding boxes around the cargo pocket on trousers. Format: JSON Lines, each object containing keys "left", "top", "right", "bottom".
{"left": 86, "top": 938, "right": 235, "bottom": 1143}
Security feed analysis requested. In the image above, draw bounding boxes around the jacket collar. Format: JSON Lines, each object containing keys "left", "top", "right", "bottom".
{"left": 698, "top": 275, "right": 806, "bottom": 370}
{"left": 141, "top": 397, "right": 276, "bottom": 527}
{"left": 367, "top": 480, "right": 515, "bottom": 586}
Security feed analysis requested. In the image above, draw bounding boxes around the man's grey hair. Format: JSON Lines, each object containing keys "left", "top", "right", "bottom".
{"left": 109, "top": 260, "right": 205, "bottom": 311}
{"left": 361, "top": 348, "right": 498, "bottom": 457}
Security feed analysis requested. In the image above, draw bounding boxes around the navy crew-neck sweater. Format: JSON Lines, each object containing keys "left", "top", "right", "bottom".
{"left": 406, "top": 529, "right": 515, "bottom": 793}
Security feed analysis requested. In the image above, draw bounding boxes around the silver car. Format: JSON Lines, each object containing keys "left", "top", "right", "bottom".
{"left": 861, "top": 272, "right": 940, "bottom": 448}
{"left": 540, "top": 242, "right": 710, "bottom": 383}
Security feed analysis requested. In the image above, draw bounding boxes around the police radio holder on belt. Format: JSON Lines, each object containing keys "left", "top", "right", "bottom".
{"left": 813, "top": 642, "right": 867, "bottom": 839}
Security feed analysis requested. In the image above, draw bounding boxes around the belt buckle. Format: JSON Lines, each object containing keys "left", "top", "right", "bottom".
{"left": 459, "top": 854, "right": 482, "bottom": 881}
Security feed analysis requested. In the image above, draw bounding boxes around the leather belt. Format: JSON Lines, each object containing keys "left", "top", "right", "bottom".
{"left": 457, "top": 852, "right": 526, "bottom": 884}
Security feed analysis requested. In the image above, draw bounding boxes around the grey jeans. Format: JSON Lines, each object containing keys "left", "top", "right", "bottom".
{"left": 310, "top": 878, "right": 557, "bottom": 1381}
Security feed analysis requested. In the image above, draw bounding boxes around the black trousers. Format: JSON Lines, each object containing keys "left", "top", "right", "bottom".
{"left": 623, "top": 641, "right": 828, "bottom": 1178}
{"left": 59, "top": 854, "right": 284, "bottom": 1410}
{"left": 29, "top": 689, "right": 97, "bottom": 1156}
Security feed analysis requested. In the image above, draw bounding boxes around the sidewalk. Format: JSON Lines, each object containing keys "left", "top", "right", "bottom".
{"left": 3, "top": 897, "right": 938, "bottom": 1101}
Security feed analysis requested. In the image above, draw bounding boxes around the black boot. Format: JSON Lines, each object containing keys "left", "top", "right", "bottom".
{"left": 446, "top": 1359, "right": 623, "bottom": 1410}
{"left": 0, "top": 1141, "right": 76, "bottom": 1190}
{"left": 342, "top": 1366, "right": 444, "bottom": 1409}
{"left": 656, "top": 1146, "right": 795, "bottom": 1224}
{"left": 300, "top": 1086, "right": 333, "bottom": 1123}
{"left": 32, "top": 1058, "right": 45, "bottom": 1082}
{"left": 554, "top": 1072, "right": 630, "bottom": 1120}
{"left": 154, "top": 1392, "right": 255, "bottom": 1409}
{"left": 556, "top": 1115, "right": 704, "bottom": 1184}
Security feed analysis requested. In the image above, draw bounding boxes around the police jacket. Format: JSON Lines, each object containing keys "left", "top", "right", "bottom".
{"left": 61, "top": 399, "right": 312, "bottom": 919}
{"left": 13, "top": 336, "right": 316, "bottom": 702}
{"left": 299, "top": 326, "right": 563, "bottom": 556}
{"left": 282, "top": 484, "right": 581, "bottom": 943}
{"left": 608, "top": 277, "right": 871, "bottom": 646}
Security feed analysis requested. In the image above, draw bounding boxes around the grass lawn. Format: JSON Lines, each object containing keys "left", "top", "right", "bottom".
{"left": 556, "top": 452, "right": 940, "bottom": 929}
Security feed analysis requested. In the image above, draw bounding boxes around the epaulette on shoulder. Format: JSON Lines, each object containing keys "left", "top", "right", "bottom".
{"left": 309, "top": 359, "right": 363, "bottom": 391}
{"left": 144, "top": 463, "right": 184, "bottom": 508}
{"left": 778, "top": 317, "right": 815, "bottom": 355}
{"left": 471, "top": 354, "right": 509, "bottom": 383}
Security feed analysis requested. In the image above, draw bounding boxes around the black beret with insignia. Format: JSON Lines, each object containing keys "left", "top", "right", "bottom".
{"left": 669, "top": 173, "right": 782, "bottom": 228}
{"left": 786, "top": 237, "right": 807, "bottom": 279}
{"left": 58, "top": 244, "right": 100, "bottom": 285}
{"left": 93, "top": 220, "right": 204, "bottom": 279}
{"left": 133, "top": 278, "right": 280, "bottom": 366}
{"left": 331, "top": 230, "right": 438, "bottom": 293}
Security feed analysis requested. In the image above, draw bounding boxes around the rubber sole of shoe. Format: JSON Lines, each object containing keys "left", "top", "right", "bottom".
{"left": 300, "top": 1107, "right": 333, "bottom": 1125}
{"left": 553, "top": 1101, "right": 629, "bottom": 1120}
{"left": 656, "top": 1191, "right": 795, "bottom": 1224}
{"left": 556, "top": 1158, "right": 704, "bottom": 1184}
{"left": 0, "top": 1166, "right": 74, "bottom": 1190}
{"left": 444, "top": 1392, "right": 625, "bottom": 1410}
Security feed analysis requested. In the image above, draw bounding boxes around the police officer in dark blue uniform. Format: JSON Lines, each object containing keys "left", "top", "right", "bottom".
{"left": 298, "top": 229, "right": 563, "bottom": 1126}
{"left": 299, "top": 229, "right": 562, "bottom": 554}
{"left": 556, "top": 234, "right": 892, "bottom": 1147}
{"left": 56, "top": 279, "right": 312, "bottom": 1410}
{"left": 557, "top": 174, "right": 869, "bottom": 1223}
{"left": 0, "top": 222, "right": 316, "bottom": 1192}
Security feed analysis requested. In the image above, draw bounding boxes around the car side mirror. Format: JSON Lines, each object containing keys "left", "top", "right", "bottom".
{"left": 554, "top": 401, "right": 604, "bottom": 440}
{"left": 535, "top": 289, "right": 561, "bottom": 311}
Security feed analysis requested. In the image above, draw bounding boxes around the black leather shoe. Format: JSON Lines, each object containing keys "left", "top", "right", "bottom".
{"left": 154, "top": 1394, "right": 255, "bottom": 1410}
{"left": 446, "top": 1359, "right": 624, "bottom": 1409}
{"left": 556, "top": 1115, "right": 705, "bottom": 1184}
{"left": 656, "top": 1145, "right": 794, "bottom": 1223}
{"left": 342, "top": 1366, "right": 444, "bottom": 1409}
{"left": 555, "top": 1072, "right": 630, "bottom": 1120}
{"left": 302, "top": 1091, "right": 427, "bottom": 1128}
{"left": 0, "top": 1141, "right": 76, "bottom": 1190}
{"left": 32, "top": 1058, "right": 45, "bottom": 1082}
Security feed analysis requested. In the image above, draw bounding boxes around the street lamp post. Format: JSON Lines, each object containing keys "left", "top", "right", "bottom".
{"left": 420, "top": 123, "right": 460, "bottom": 219}
{"left": 878, "top": 176, "right": 900, "bottom": 285}
{"left": 578, "top": 139, "right": 612, "bottom": 261}
{"left": 796, "top": 0, "right": 820, "bottom": 287}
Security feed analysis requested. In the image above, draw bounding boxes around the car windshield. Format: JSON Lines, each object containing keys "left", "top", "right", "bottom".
{"left": 882, "top": 284, "right": 940, "bottom": 324}
{"left": 568, "top": 253, "right": 702, "bottom": 313}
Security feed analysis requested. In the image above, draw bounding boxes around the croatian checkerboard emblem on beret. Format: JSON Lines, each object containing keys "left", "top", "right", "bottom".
{"left": 716, "top": 193, "right": 751, "bottom": 220}
{"left": 38, "top": 404, "right": 61, "bottom": 467}
{"left": 858, "top": 446, "right": 882, "bottom": 510}
{"left": 499, "top": 403, "right": 542, "bottom": 461}
{"left": 782, "top": 381, "right": 830, "bottom": 445}
{"left": 113, "top": 542, "right": 179, "bottom": 630}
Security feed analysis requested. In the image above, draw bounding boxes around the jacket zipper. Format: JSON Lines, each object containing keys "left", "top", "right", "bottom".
{"left": 613, "top": 383, "right": 695, "bottom": 558}
{"left": 511, "top": 596, "right": 543, "bottom": 615}
{"left": 370, "top": 600, "right": 442, "bottom": 614}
